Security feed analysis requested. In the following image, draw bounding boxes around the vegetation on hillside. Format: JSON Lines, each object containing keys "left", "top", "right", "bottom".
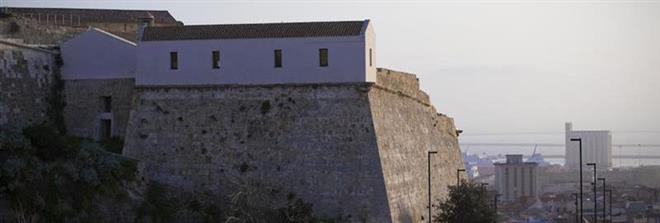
{"left": 0, "top": 123, "right": 138, "bottom": 222}
{"left": 433, "top": 180, "right": 497, "bottom": 223}
{"left": 0, "top": 123, "right": 331, "bottom": 223}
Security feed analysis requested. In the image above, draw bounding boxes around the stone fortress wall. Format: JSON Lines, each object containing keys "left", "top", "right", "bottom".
{"left": 123, "top": 68, "right": 464, "bottom": 222}
{"left": 0, "top": 40, "right": 56, "bottom": 132}
{"left": 63, "top": 78, "right": 135, "bottom": 139}
{"left": 369, "top": 69, "right": 462, "bottom": 222}
{"left": 0, "top": 11, "right": 465, "bottom": 222}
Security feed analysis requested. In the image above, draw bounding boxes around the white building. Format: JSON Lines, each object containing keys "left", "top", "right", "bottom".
{"left": 135, "top": 20, "right": 376, "bottom": 86}
{"left": 61, "top": 28, "right": 136, "bottom": 80}
{"left": 494, "top": 154, "right": 539, "bottom": 202}
{"left": 564, "top": 122, "right": 612, "bottom": 169}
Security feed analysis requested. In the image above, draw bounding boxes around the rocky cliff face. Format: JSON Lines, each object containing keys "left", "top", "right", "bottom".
{"left": 122, "top": 68, "right": 464, "bottom": 222}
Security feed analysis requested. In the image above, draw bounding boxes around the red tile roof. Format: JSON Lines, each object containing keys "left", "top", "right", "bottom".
{"left": 141, "top": 20, "right": 366, "bottom": 41}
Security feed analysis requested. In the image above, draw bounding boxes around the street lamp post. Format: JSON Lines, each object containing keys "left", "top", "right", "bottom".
{"left": 608, "top": 186, "right": 613, "bottom": 222}
{"left": 587, "top": 163, "right": 597, "bottom": 223}
{"left": 573, "top": 193, "right": 579, "bottom": 223}
{"left": 427, "top": 151, "right": 438, "bottom": 223}
{"left": 494, "top": 193, "right": 502, "bottom": 223}
{"left": 598, "top": 178, "right": 606, "bottom": 222}
{"left": 457, "top": 168, "right": 465, "bottom": 186}
{"left": 570, "top": 138, "right": 583, "bottom": 222}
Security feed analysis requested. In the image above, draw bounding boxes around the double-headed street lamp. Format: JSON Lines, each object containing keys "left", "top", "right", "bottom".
{"left": 427, "top": 151, "right": 438, "bottom": 223}
{"left": 586, "top": 163, "right": 597, "bottom": 223}
{"left": 570, "top": 138, "right": 583, "bottom": 222}
{"left": 598, "top": 178, "right": 606, "bottom": 222}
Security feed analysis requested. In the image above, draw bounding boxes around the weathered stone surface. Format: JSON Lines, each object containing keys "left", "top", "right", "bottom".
{"left": 0, "top": 17, "right": 83, "bottom": 44}
{"left": 375, "top": 68, "right": 430, "bottom": 105}
{"left": 123, "top": 69, "right": 464, "bottom": 222}
{"left": 371, "top": 69, "right": 463, "bottom": 222}
{"left": 63, "top": 78, "right": 135, "bottom": 139}
{"left": 0, "top": 42, "right": 55, "bottom": 132}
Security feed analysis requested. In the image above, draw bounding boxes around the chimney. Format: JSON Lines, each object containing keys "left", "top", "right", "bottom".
{"left": 136, "top": 12, "right": 155, "bottom": 42}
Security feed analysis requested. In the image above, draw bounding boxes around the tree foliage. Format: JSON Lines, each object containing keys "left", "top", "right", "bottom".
{"left": 0, "top": 124, "right": 138, "bottom": 222}
{"left": 433, "top": 180, "right": 496, "bottom": 223}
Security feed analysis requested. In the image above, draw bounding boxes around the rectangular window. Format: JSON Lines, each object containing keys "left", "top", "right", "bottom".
{"left": 100, "top": 119, "right": 112, "bottom": 140}
{"left": 212, "top": 51, "right": 220, "bottom": 69}
{"left": 319, "top": 48, "right": 328, "bottom": 67}
{"left": 101, "top": 96, "right": 112, "bottom": 113}
{"left": 274, "top": 49, "right": 282, "bottom": 68}
{"left": 170, "top": 52, "right": 178, "bottom": 70}
{"left": 369, "top": 48, "right": 373, "bottom": 67}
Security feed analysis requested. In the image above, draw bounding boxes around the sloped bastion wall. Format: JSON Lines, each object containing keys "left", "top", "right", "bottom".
{"left": 122, "top": 68, "right": 464, "bottom": 222}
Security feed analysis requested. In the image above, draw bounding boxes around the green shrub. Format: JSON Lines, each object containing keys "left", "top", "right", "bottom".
{"left": 22, "top": 123, "right": 78, "bottom": 160}
{"left": 1, "top": 124, "right": 140, "bottom": 222}
{"left": 136, "top": 183, "right": 178, "bottom": 223}
{"left": 100, "top": 136, "right": 124, "bottom": 154}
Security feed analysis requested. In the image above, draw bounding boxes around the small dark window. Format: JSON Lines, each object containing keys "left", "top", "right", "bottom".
{"left": 100, "top": 119, "right": 112, "bottom": 140}
{"left": 212, "top": 51, "right": 220, "bottom": 69}
{"left": 319, "top": 48, "right": 328, "bottom": 67}
{"left": 102, "top": 96, "right": 112, "bottom": 112}
{"left": 274, "top": 49, "right": 282, "bottom": 68}
{"left": 369, "top": 48, "right": 373, "bottom": 67}
{"left": 170, "top": 52, "right": 178, "bottom": 70}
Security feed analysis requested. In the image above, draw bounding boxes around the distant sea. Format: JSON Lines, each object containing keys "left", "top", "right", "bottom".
{"left": 459, "top": 131, "right": 660, "bottom": 167}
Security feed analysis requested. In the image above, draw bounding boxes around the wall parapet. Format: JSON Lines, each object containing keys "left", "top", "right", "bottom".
{"left": 375, "top": 68, "right": 430, "bottom": 104}
{"left": 0, "top": 39, "right": 57, "bottom": 54}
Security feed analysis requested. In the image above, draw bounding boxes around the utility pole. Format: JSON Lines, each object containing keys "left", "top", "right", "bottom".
{"left": 571, "top": 138, "right": 584, "bottom": 222}
{"left": 427, "top": 151, "right": 438, "bottom": 223}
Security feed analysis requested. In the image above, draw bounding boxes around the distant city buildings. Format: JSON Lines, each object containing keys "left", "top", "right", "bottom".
{"left": 494, "top": 154, "right": 539, "bottom": 202}
{"left": 564, "top": 122, "right": 612, "bottom": 169}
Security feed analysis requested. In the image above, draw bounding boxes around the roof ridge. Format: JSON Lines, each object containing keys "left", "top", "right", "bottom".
{"left": 148, "top": 20, "right": 365, "bottom": 29}
{"left": 90, "top": 28, "right": 137, "bottom": 46}
{"left": 142, "top": 20, "right": 367, "bottom": 41}
{"left": 7, "top": 6, "right": 170, "bottom": 12}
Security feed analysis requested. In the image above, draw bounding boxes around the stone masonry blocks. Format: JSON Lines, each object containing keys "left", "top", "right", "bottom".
{"left": 123, "top": 69, "right": 464, "bottom": 222}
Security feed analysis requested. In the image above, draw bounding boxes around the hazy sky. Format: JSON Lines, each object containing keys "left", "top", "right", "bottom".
{"left": 8, "top": 0, "right": 660, "bottom": 144}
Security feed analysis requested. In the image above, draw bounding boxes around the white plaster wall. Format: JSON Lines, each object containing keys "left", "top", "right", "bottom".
{"left": 364, "top": 21, "right": 377, "bottom": 82}
{"left": 136, "top": 35, "right": 369, "bottom": 85}
{"left": 61, "top": 28, "right": 136, "bottom": 80}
